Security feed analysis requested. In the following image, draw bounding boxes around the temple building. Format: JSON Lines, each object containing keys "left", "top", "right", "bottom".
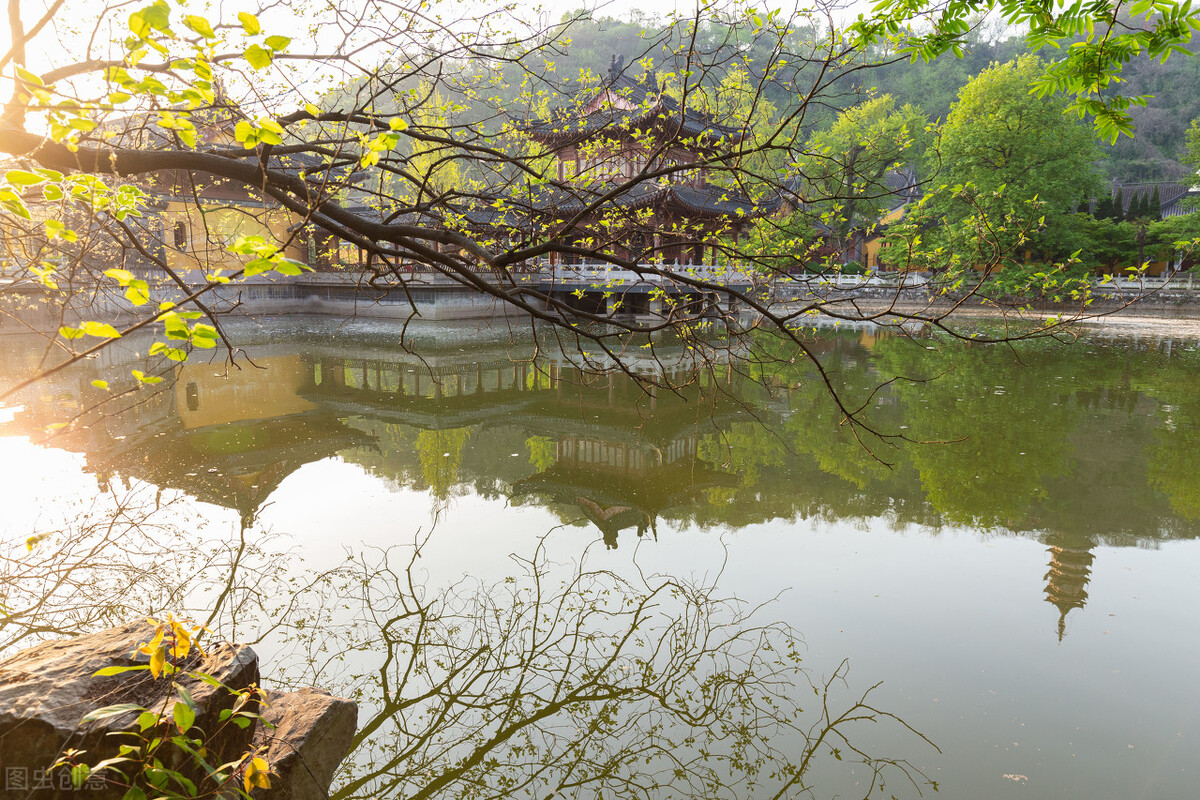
{"left": 518, "top": 56, "right": 776, "bottom": 273}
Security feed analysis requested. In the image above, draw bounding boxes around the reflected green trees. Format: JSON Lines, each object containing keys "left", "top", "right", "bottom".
{"left": 872, "top": 337, "right": 1081, "bottom": 529}
{"left": 5, "top": 323, "right": 1200, "bottom": 637}
{"left": 11, "top": 326, "right": 1200, "bottom": 544}
{"left": 7, "top": 327, "right": 1200, "bottom": 544}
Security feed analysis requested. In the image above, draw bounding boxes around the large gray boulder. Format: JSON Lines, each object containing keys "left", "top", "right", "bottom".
{"left": 0, "top": 622, "right": 356, "bottom": 800}
{"left": 252, "top": 688, "right": 359, "bottom": 800}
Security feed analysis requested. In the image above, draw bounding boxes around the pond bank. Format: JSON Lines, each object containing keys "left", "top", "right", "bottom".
{"left": 851, "top": 293, "right": 1200, "bottom": 338}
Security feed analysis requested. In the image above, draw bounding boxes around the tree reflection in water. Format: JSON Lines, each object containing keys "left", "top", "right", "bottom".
{"left": 0, "top": 488, "right": 939, "bottom": 799}
{"left": 0, "top": 483, "right": 284, "bottom": 655}
{"left": 260, "top": 539, "right": 939, "bottom": 800}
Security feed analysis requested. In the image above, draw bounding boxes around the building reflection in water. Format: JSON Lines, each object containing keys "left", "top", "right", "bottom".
{"left": 511, "top": 434, "right": 738, "bottom": 548}
{"left": 1043, "top": 533, "right": 1098, "bottom": 641}
{"left": 4, "top": 327, "right": 1200, "bottom": 638}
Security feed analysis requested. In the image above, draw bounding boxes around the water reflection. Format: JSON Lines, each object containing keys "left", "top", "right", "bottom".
{"left": 4, "top": 323, "right": 1200, "bottom": 642}
{"left": 5, "top": 321, "right": 1200, "bottom": 797}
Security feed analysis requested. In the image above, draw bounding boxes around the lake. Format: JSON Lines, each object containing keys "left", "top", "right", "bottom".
{"left": 1, "top": 315, "right": 1197, "bottom": 799}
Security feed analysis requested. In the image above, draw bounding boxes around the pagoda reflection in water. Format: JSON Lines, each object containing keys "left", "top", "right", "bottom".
{"left": 1043, "top": 533, "right": 1098, "bottom": 641}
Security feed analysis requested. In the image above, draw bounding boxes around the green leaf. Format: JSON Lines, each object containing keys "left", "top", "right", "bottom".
{"left": 191, "top": 324, "right": 218, "bottom": 347}
{"left": 129, "top": 9, "right": 150, "bottom": 36}
{"left": 79, "top": 321, "right": 121, "bottom": 338}
{"left": 91, "top": 379, "right": 109, "bottom": 389}
{"left": 237, "top": 11, "right": 261, "bottom": 34}
{"left": 244, "top": 257, "right": 272, "bottom": 276}
{"left": 131, "top": 369, "right": 162, "bottom": 385}
{"left": 125, "top": 280, "right": 150, "bottom": 306}
{"left": 264, "top": 35, "right": 290, "bottom": 50}
{"left": 6, "top": 169, "right": 45, "bottom": 185}
{"left": 140, "top": 1, "right": 171, "bottom": 31}
{"left": 59, "top": 325, "right": 84, "bottom": 340}
{"left": 81, "top": 703, "right": 144, "bottom": 723}
{"left": 42, "top": 184, "right": 63, "bottom": 201}
{"left": 244, "top": 44, "right": 271, "bottom": 69}
{"left": 175, "top": 683, "right": 196, "bottom": 711}
{"left": 0, "top": 188, "right": 31, "bottom": 218}
{"left": 173, "top": 702, "right": 195, "bottom": 733}
{"left": 188, "top": 670, "right": 227, "bottom": 689}
{"left": 149, "top": 342, "right": 188, "bottom": 361}
{"left": 234, "top": 119, "right": 255, "bottom": 144}
{"left": 45, "top": 219, "right": 76, "bottom": 242}
{"left": 183, "top": 14, "right": 215, "bottom": 38}
{"left": 70, "top": 764, "right": 91, "bottom": 790}
{"left": 128, "top": 1, "right": 170, "bottom": 37}
{"left": 14, "top": 66, "right": 43, "bottom": 86}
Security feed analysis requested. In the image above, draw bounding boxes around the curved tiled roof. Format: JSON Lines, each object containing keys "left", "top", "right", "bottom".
{"left": 520, "top": 71, "right": 746, "bottom": 148}
{"left": 1112, "top": 181, "right": 1193, "bottom": 217}
{"left": 456, "top": 181, "right": 778, "bottom": 230}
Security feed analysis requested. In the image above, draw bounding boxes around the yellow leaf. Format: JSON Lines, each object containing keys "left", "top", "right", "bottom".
{"left": 79, "top": 321, "right": 121, "bottom": 338}
{"left": 149, "top": 643, "right": 167, "bottom": 679}
{"left": 172, "top": 623, "right": 192, "bottom": 659}
{"left": 244, "top": 44, "right": 271, "bottom": 70}
{"left": 137, "top": 625, "right": 165, "bottom": 656}
{"left": 243, "top": 757, "right": 271, "bottom": 791}
{"left": 237, "top": 11, "right": 260, "bottom": 34}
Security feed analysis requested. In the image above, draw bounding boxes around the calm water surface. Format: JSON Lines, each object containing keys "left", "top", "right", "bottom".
{"left": 1, "top": 316, "right": 1198, "bottom": 799}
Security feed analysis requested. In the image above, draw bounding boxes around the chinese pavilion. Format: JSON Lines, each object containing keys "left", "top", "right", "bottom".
{"left": 519, "top": 56, "right": 776, "bottom": 270}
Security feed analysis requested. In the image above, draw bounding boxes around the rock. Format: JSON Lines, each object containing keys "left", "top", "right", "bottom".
{"left": 0, "top": 622, "right": 356, "bottom": 800}
{"left": 252, "top": 688, "right": 358, "bottom": 800}
{"left": 0, "top": 620, "right": 260, "bottom": 799}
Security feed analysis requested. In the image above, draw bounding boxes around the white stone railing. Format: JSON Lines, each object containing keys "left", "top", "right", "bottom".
{"left": 1092, "top": 273, "right": 1200, "bottom": 293}
{"left": 775, "top": 271, "right": 933, "bottom": 291}
{"left": 547, "top": 261, "right": 757, "bottom": 286}
{"left": 777, "top": 270, "right": 1200, "bottom": 296}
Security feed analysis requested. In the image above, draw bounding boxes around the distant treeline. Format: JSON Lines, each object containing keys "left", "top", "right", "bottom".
{"left": 542, "top": 10, "right": 1200, "bottom": 184}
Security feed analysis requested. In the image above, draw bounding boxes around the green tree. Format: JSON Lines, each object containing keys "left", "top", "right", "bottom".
{"left": 802, "top": 95, "right": 929, "bottom": 239}
{"left": 1111, "top": 188, "right": 1127, "bottom": 222}
{"left": 852, "top": 0, "right": 1200, "bottom": 142}
{"left": 1181, "top": 116, "right": 1200, "bottom": 184}
{"left": 1131, "top": 192, "right": 1149, "bottom": 221}
{"left": 929, "top": 55, "right": 1101, "bottom": 233}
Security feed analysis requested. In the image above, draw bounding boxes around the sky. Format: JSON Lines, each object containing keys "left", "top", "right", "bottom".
{"left": 3, "top": 0, "right": 876, "bottom": 76}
